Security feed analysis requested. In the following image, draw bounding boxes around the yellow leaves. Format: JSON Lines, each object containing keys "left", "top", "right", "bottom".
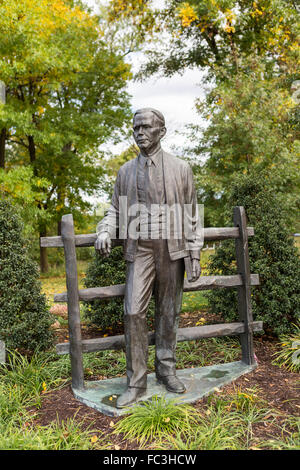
{"left": 177, "top": 3, "right": 198, "bottom": 28}
{"left": 112, "top": 0, "right": 127, "bottom": 12}
{"left": 109, "top": 0, "right": 149, "bottom": 20}
{"left": 37, "top": 106, "right": 45, "bottom": 116}
{"left": 225, "top": 8, "right": 236, "bottom": 22}
{"left": 223, "top": 8, "right": 236, "bottom": 34}
{"left": 90, "top": 435, "right": 98, "bottom": 444}
{"left": 56, "top": 203, "right": 64, "bottom": 212}
{"left": 250, "top": 2, "right": 264, "bottom": 18}
{"left": 42, "top": 381, "right": 47, "bottom": 393}
{"left": 0, "top": 0, "right": 95, "bottom": 44}
{"left": 224, "top": 25, "right": 235, "bottom": 34}
{"left": 85, "top": 368, "right": 93, "bottom": 376}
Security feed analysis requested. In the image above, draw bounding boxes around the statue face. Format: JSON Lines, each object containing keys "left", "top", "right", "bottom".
{"left": 133, "top": 111, "right": 166, "bottom": 154}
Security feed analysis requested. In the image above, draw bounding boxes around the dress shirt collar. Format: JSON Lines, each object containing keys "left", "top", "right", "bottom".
{"left": 139, "top": 148, "right": 163, "bottom": 167}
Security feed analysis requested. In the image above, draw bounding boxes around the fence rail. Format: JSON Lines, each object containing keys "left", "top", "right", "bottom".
{"left": 54, "top": 274, "right": 260, "bottom": 302}
{"left": 40, "top": 226, "right": 255, "bottom": 248}
{"left": 56, "top": 321, "right": 263, "bottom": 355}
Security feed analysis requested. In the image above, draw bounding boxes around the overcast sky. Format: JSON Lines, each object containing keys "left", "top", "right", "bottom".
{"left": 85, "top": 0, "right": 206, "bottom": 154}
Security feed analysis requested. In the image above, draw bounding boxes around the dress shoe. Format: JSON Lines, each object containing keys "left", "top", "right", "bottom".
{"left": 157, "top": 375, "right": 186, "bottom": 393}
{"left": 116, "top": 387, "right": 146, "bottom": 409}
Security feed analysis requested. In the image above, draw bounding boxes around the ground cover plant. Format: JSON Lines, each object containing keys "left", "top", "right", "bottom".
{"left": 272, "top": 325, "right": 300, "bottom": 373}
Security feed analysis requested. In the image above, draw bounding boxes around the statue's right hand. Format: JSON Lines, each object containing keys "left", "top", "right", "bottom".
{"left": 95, "top": 232, "right": 111, "bottom": 257}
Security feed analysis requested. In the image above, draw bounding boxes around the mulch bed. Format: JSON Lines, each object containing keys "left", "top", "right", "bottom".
{"left": 32, "top": 308, "right": 299, "bottom": 450}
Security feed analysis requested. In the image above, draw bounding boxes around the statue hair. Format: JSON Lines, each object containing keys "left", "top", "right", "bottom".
{"left": 133, "top": 108, "right": 165, "bottom": 127}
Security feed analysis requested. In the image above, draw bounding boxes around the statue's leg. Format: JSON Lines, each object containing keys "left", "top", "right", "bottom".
{"left": 153, "top": 240, "right": 185, "bottom": 380}
{"left": 123, "top": 240, "right": 156, "bottom": 390}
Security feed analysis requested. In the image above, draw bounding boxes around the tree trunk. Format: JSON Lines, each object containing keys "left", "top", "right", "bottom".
{"left": 57, "top": 190, "right": 64, "bottom": 235}
{"left": 0, "top": 128, "right": 6, "bottom": 169}
{"left": 58, "top": 219, "right": 62, "bottom": 236}
{"left": 39, "top": 226, "right": 49, "bottom": 273}
{"left": 27, "top": 134, "right": 38, "bottom": 176}
{"left": 28, "top": 135, "right": 36, "bottom": 162}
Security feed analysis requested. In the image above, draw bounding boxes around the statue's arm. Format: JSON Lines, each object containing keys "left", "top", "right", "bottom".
{"left": 185, "top": 165, "right": 203, "bottom": 260}
{"left": 185, "top": 165, "right": 202, "bottom": 280}
{"left": 95, "top": 171, "right": 121, "bottom": 256}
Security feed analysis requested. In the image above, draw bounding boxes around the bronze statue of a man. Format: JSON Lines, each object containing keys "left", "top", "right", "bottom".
{"left": 95, "top": 108, "right": 202, "bottom": 408}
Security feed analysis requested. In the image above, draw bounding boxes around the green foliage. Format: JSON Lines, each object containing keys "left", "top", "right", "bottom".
{"left": 205, "top": 173, "right": 300, "bottom": 336}
{"left": 153, "top": 386, "right": 272, "bottom": 450}
{"left": 0, "top": 350, "right": 69, "bottom": 408}
{"left": 0, "top": 349, "right": 101, "bottom": 449}
{"left": 165, "top": 387, "right": 271, "bottom": 450}
{"left": 0, "top": 166, "right": 49, "bottom": 217}
{"left": 0, "top": 200, "right": 54, "bottom": 351}
{"left": 101, "top": 144, "right": 139, "bottom": 198}
{"left": 188, "top": 57, "right": 300, "bottom": 227}
{"left": 113, "top": 395, "right": 198, "bottom": 446}
{"left": 175, "top": 337, "right": 240, "bottom": 368}
{"left": 0, "top": 349, "right": 69, "bottom": 426}
{"left": 82, "top": 247, "right": 126, "bottom": 331}
{"left": 272, "top": 324, "right": 300, "bottom": 372}
{"left": 0, "top": 0, "right": 133, "bottom": 267}
{"left": 0, "top": 166, "right": 51, "bottom": 258}
{"left": 0, "top": 418, "right": 98, "bottom": 451}
{"left": 83, "top": 246, "right": 155, "bottom": 332}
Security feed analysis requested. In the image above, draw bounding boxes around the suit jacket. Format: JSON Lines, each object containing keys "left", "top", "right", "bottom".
{"left": 97, "top": 150, "right": 203, "bottom": 262}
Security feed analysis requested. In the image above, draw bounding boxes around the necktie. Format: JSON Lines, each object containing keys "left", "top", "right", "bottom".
{"left": 145, "top": 157, "right": 157, "bottom": 206}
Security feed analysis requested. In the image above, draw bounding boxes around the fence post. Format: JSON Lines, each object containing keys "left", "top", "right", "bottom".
{"left": 233, "top": 206, "right": 256, "bottom": 365}
{"left": 0, "top": 340, "right": 5, "bottom": 364}
{"left": 61, "top": 214, "right": 84, "bottom": 390}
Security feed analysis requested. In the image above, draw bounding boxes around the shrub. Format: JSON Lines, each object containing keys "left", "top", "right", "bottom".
{"left": 206, "top": 172, "right": 300, "bottom": 336}
{"left": 83, "top": 246, "right": 155, "bottom": 332}
{"left": 0, "top": 200, "right": 54, "bottom": 351}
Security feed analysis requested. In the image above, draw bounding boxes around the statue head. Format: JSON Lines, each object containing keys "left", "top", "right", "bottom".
{"left": 133, "top": 108, "right": 167, "bottom": 155}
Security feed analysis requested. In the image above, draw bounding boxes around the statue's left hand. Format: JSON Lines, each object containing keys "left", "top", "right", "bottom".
{"left": 191, "top": 258, "right": 201, "bottom": 282}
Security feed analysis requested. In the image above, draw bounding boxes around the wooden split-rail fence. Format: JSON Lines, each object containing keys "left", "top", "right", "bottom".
{"left": 40, "top": 206, "right": 263, "bottom": 391}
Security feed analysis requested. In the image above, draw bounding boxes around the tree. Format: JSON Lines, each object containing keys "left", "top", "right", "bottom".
{"left": 205, "top": 172, "right": 300, "bottom": 337}
{"left": 0, "top": 0, "right": 133, "bottom": 271}
{"left": 186, "top": 56, "right": 300, "bottom": 227}
{"left": 130, "top": 0, "right": 299, "bottom": 82}
{"left": 100, "top": 144, "right": 139, "bottom": 197}
{"left": 0, "top": 199, "right": 54, "bottom": 351}
{"left": 0, "top": 166, "right": 51, "bottom": 261}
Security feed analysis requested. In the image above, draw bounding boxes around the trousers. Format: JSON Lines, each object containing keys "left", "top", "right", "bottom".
{"left": 124, "top": 239, "right": 185, "bottom": 389}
